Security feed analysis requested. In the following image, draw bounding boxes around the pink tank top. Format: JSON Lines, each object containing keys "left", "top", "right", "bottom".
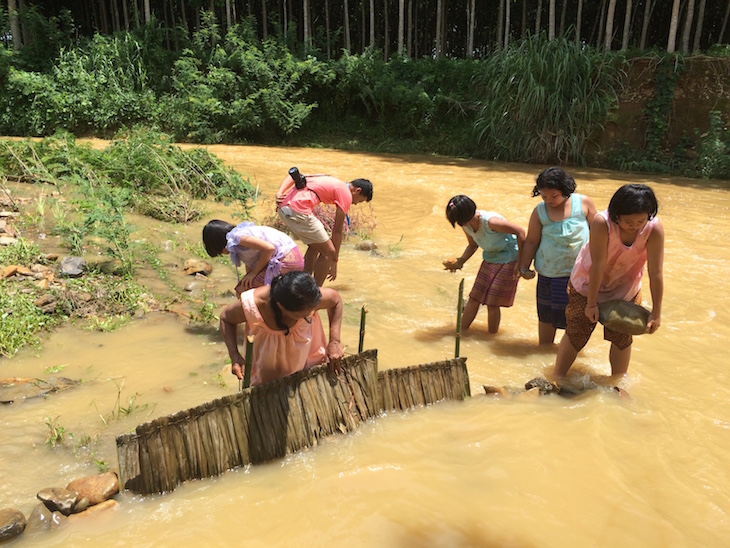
{"left": 570, "top": 211, "right": 658, "bottom": 302}
{"left": 241, "top": 290, "right": 327, "bottom": 386}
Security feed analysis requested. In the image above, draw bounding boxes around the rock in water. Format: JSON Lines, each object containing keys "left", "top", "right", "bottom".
{"left": 66, "top": 472, "right": 119, "bottom": 506}
{"left": 0, "top": 508, "right": 27, "bottom": 542}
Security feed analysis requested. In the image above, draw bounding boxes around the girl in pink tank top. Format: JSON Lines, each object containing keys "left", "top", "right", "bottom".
{"left": 554, "top": 184, "right": 665, "bottom": 379}
{"left": 218, "top": 271, "right": 344, "bottom": 386}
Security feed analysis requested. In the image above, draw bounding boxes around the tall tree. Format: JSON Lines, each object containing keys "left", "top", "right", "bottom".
{"left": 621, "top": 0, "right": 633, "bottom": 50}
{"left": 467, "top": 0, "right": 476, "bottom": 57}
{"left": 720, "top": 0, "right": 730, "bottom": 44}
{"left": 435, "top": 0, "right": 443, "bottom": 57}
{"left": 667, "top": 0, "right": 681, "bottom": 52}
{"left": 325, "top": 0, "right": 331, "bottom": 58}
{"left": 497, "top": 0, "right": 504, "bottom": 50}
{"left": 7, "top": 0, "right": 22, "bottom": 49}
{"left": 681, "top": 0, "right": 696, "bottom": 52}
{"left": 604, "top": 0, "right": 617, "bottom": 50}
{"left": 639, "top": 0, "right": 654, "bottom": 50}
{"left": 144, "top": 0, "right": 151, "bottom": 24}
{"left": 344, "top": 0, "right": 351, "bottom": 52}
{"left": 535, "top": 0, "right": 543, "bottom": 34}
{"left": 692, "top": 0, "right": 707, "bottom": 52}
{"left": 398, "top": 0, "right": 405, "bottom": 54}
{"left": 575, "top": 0, "right": 584, "bottom": 44}
{"left": 548, "top": 0, "right": 555, "bottom": 39}
{"left": 303, "top": 0, "right": 311, "bottom": 48}
{"left": 504, "top": 0, "right": 511, "bottom": 49}
{"left": 370, "top": 0, "right": 376, "bottom": 49}
{"left": 260, "top": 0, "right": 267, "bottom": 40}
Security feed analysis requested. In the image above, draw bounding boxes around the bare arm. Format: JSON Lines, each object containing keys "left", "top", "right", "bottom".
{"left": 318, "top": 288, "right": 344, "bottom": 372}
{"left": 585, "top": 216, "right": 609, "bottom": 323}
{"left": 275, "top": 174, "right": 296, "bottom": 206}
{"left": 219, "top": 301, "right": 247, "bottom": 379}
{"left": 518, "top": 208, "right": 542, "bottom": 274}
{"left": 327, "top": 207, "right": 347, "bottom": 281}
{"left": 645, "top": 219, "right": 664, "bottom": 334}
{"left": 235, "top": 235, "right": 275, "bottom": 292}
{"left": 582, "top": 195, "right": 597, "bottom": 226}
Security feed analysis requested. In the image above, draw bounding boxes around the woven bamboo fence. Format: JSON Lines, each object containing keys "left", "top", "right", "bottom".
{"left": 117, "top": 350, "right": 470, "bottom": 495}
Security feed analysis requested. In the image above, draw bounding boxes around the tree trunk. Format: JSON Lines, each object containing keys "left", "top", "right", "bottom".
{"left": 504, "top": 0, "right": 511, "bottom": 49}
{"left": 496, "top": 0, "right": 504, "bottom": 50}
{"left": 325, "top": 0, "right": 331, "bottom": 59}
{"left": 303, "top": 0, "right": 310, "bottom": 48}
{"left": 122, "top": 0, "right": 130, "bottom": 30}
{"left": 604, "top": 0, "right": 616, "bottom": 50}
{"left": 8, "top": 0, "right": 22, "bottom": 49}
{"left": 692, "top": 0, "right": 706, "bottom": 52}
{"left": 639, "top": 0, "right": 653, "bottom": 50}
{"left": 548, "top": 0, "right": 555, "bottom": 39}
{"left": 398, "top": 0, "right": 404, "bottom": 54}
{"left": 559, "top": 0, "right": 567, "bottom": 37}
{"left": 535, "top": 0, "right": 542, "bottom": 34}
{"left": 667, "top": 0, "right": 681, "bottom": 53}
{"left": 370, "top": 0, "right": 376, "bottom": 49}
{"left": 575, "top": 0, "right": 583, "bottom": 44}
{"left": 521, "top": 0, "right": 527, "bottom": 39}
{"left": 144, "top": 0, "right": 151, "bottom": 24}
{"left": 435, "top": 0, "right": 442, "bottom": 57}
{"left": 384, "top": 0, "right": 390, "bottom": 59}
{"left": 226, "top": 0, "right": 232, "bottom": 31}
{"left": 681, "top": 0, "right": 696, "bottom": 52}
{"left": 621, "top": 0, "right": 633, "bottom": 50}
{"left": 344, "top": 0, "right": 351, "bottom": 53}
{"left": 111, "top": 0, "right": 121, "bottom": 32}
{"left": 720, "top": 0, "right": 730, "bottom": 44}
{"left": 467, "top": 0, "right": 476, "bottom": 57}
{"left": 261, "top": 0, "right": 267, "bottom": 40}
{"left": 407, "top": 0, "right": 413, "bottom": 56}
{"left": 100, "top": 0, "right": 110, "bottom": 33}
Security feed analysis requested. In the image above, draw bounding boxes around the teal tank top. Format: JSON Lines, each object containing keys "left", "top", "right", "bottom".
{"left": 463, "top": 211, "right": 519, "bottom": 264}
{"left": 534, "top": 194, "right": 589, "bottom": 278}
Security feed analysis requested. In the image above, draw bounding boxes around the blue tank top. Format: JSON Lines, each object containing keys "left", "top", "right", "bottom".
{"left": 463, "top": 211, "right": 519, "bottom": 264}
{"left": 534, "top": 194, "right": 588, "bottom": 278}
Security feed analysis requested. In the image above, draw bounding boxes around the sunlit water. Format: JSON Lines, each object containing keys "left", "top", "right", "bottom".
{"left": 2, "top": 145, "right": 729, "bottom": 546}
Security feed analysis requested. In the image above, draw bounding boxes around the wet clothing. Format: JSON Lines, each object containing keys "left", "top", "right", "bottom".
{"left": 225, "top": 222, "right": 302, "bottom": 286}
{"left": 536, "top": 274, "right": 570, "bottom": 329}
{"left": 534, "top": 194, "right": 589, "bottom": 278}
{"left": 565, "top": 282, "right": 641, "bottom": 351}
{"left": 240, "top": 289, "right": 327, "bottom": 386}
{"left": 463, "top": 211, "right": 519, "bottom": 264}
{"left": 469, "top": 261, "right": 519, "bottom": 307}
{"left": 570, "top": 211, "right": 659, "bottom": 303}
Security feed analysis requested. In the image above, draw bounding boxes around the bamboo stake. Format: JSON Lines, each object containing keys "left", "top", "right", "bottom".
{"left": 455, "top": 278, "right": 465, "bottom": 358}
{"left": 358, "top": 305, "right": 367, "bottom": 353}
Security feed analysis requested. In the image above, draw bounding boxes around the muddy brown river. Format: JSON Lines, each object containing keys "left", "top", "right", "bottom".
{"left": 2, "top": 144, "right": 729, "bottom": 546}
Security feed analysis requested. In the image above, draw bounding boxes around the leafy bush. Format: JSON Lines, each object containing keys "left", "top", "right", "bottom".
{"left": 473, "top": 34, "right": 625, "bottom": 164}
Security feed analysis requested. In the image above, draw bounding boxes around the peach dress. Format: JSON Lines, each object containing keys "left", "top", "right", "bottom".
{"left": 240, "top": 289, "right": 327, "bottom": 386}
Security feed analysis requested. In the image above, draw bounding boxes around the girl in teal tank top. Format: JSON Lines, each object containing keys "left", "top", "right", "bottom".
{"left": 443, "top": 194, "right": 526, "bottom": 334}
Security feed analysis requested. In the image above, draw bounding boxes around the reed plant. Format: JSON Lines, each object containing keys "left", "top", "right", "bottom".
{"left": 473, "top": 34, "right": 625, "bottom": 165}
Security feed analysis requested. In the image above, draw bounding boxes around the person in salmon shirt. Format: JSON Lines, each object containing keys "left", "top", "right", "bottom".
{"left": 276, "top": 167, "right": 373, "bottom": 285}
{"left": 219, "top": 271, "right": 344, "bottom": 386}
{"left": 553, "top": 184, "right": 664, "bottom": 379}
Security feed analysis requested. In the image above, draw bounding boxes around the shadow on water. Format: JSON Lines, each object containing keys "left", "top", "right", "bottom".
{"left": 184, "top": 324, "right": 220, "bottom": 342}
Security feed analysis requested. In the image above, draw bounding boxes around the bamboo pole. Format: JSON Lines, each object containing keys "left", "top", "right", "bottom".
{"left": 455, "top": 278, "right": 464, "bottom": 358}
{"left": 243, "top": 335, "right": 254, "bottom": 389}
{"left": 358, "top": 305, "right": 367, "bottom": 353}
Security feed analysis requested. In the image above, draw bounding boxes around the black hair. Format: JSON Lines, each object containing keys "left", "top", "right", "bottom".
{"left": 608, "top": 184, "right": 659, "bottom": 222}
{"left": 350, "top": 178, "right": 374, "bottom": 201}
{"left": 445, "top": 195, "right": 477, "bottom": 227}
{"left": 202, "top": 220, "right": 235, "bottom": 257}
{"left": 270, "top": 271, "right": 322, "bottom": 335}
{"left": 532, "top": 166, "right": 577, "bottom": 197}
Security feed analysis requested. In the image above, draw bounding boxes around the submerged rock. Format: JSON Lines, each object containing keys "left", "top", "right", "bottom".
{"left": 24, "top": 504, "right": 66, "bottom": 534}
{"left": 0, "top": 508, "right": 27, "bottom": 542}
{"left": 183, "top": 259, "right": 213, "bottom": 276}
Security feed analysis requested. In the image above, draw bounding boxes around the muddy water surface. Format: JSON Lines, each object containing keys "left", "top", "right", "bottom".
{"left": 2, "top": 145, "right": 730, "bottom": 546}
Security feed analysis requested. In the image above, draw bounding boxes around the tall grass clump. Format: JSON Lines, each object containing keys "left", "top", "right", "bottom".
{"left": 473, "top": 34, "right": 625, "bottom": 164}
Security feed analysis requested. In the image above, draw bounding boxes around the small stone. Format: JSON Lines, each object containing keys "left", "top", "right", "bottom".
{"left": 67, "top": 499, "right": 118, "bottom": 522}
{"left": 73, "top": 497, "right": 90, "bottom": 513}
{"left": 45, "top": 253, "right": 59, "bottom": 261}
{"left": 60, "top": 256, "right": 86, "bottom": 277}
{"left": 2, "top": 265, "right": 19, "bottom": 279}
{"left": 37, "top": 487, "right": 79, "bottom": 516}
{"left": 183, "top": 259, "right": 213, "bottom": 276}
{"left": 355, "top": 240, "right": 378, "bottom": 251}
{"left": 16, "top": 266, "right": 33, "bottom": 276}
{"left": 0, "top": 211, "right": 19, "bottom": 218}
{"left": 0, "top": 236, "right": 17, "bottom": 246}
{"left": 66, "top": 472, "right": 119, "bottom": 506}
{"left": 184, "top": 283, "right": 196, "bottom": 292}
{"left": 31, "top": 264, "right": 50, "bottom": 273}
{"left": 0, "top": 507, "right": 27, "bottom": 542}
